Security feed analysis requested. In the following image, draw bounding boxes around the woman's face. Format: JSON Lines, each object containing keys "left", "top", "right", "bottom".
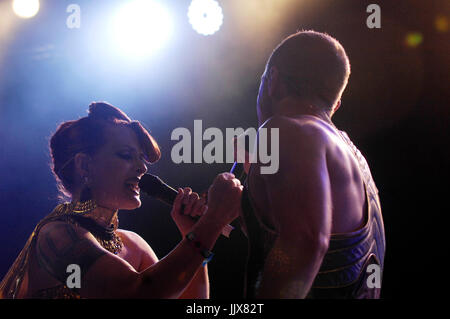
{"left": 87, "top": 124, "right": 148, "bottom": 211}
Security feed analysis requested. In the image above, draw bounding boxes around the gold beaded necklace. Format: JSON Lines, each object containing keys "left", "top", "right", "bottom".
{"left": 67, "top": 200, "right": 123, "bottom": 255}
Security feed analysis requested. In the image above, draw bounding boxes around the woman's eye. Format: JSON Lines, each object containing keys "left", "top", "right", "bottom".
{"left": 118, "top": 153, "right": 133, "bottom": 160}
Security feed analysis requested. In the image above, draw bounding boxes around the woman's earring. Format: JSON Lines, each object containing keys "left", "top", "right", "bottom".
{"left": 73, "top": 176, "right": 97, "bottom": 214}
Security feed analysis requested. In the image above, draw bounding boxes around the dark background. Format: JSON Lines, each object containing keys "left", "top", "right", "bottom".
{"left": 0, "top": 0, "right": 448, "bottom": 299}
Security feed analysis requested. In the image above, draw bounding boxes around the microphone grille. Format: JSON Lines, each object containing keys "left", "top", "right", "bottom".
{"left": 139, "top": 174, "right": 167, "bottom": 196}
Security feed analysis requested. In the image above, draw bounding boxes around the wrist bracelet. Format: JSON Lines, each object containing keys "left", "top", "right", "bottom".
{"left": 186, "top": 231, "right": 214, "bottom": 266}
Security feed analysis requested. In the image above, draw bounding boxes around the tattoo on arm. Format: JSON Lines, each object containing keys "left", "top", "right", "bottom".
{"left": 36, "top": 223, "right": 107, "bottom": 283}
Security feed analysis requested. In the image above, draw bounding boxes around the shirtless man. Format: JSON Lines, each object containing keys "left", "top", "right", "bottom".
{"left": 240, "top": 31, "right": 385, "bottom": 298}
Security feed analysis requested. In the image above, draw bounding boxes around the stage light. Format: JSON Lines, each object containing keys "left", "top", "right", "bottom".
{"left": 435, "top": 16, "right": 448, "bottom": 33}
{"left": 111, "top": 0, "right": 174, "bottom": 58}
{"left": 12, "top": 0, "right": 39, "bottom": 19}
{"left": 188, "top": 0, "right": 223, "bottom": 36}
{"left": 405, "top": 32, "right": 423, "bottom": 48}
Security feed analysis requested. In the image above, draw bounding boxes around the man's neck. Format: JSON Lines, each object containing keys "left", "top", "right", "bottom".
{"left": 259, "top": 96, "right": 333, "bottom": 126}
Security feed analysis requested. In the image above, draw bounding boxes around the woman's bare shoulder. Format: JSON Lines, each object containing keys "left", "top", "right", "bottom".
{"left": 116, "top": 229, "right": 158, "bottom": 267}
{"left": 116, "top": 229, "right": 146, "bottom": 242}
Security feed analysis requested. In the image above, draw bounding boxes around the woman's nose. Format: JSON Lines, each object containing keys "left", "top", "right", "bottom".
{"left": 136, "top": 158, "right": 148, "bottom": 176}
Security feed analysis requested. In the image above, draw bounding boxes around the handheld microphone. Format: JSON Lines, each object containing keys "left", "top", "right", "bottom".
{"left": 138, "top": 174, "right": 178, "bottom": 206}
{"left": 230, "top": 127, "right": 254, "bottom": 181}
{"left": 230, "top": 162, "right": 247, "bottom": 182}
{"left": 138, "top": 174, "right": 234, "bottom": 238}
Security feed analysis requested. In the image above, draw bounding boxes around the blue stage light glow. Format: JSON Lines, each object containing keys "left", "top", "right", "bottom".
{"left": 109, "top": 0, "right": 174, "bottom": 58}
{"left": 12, "top": 0, "right": 40, "bottom": 19}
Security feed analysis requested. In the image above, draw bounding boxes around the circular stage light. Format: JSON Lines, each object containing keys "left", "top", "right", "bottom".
{"left": 435, "top": 16, "right": 448, "bottom": 33}
{"left": 188, "top": 0, "right": 223, "bottom": 36}
{"left": 405, "top": 32, "right": 423, "bottom": 48}
{"left": 12, "top": 0, "right": 40, "bottom": 19}
{"left": 111, "top": 0, "right": 174, "bottom": 58}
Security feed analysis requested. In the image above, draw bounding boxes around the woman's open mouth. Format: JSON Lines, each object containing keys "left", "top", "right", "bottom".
{"left": 125, "top": 182, "right": 140, "bottom": 196}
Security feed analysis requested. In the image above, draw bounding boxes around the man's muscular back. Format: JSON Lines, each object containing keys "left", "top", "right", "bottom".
{"left": 247, "top": 114, "right": 366, "bottom": 236}
{"left": 241, "top": 114, "right": 378, "bottom": 298}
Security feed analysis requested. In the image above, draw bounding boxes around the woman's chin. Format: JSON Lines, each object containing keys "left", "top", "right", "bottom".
{"left": 121, "top": 197, "right": 141, "bottom": 210}
{"left": 97, "top": 193, "right": 142, "bottom": 211}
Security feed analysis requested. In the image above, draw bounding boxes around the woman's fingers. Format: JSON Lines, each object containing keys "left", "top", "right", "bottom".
{"left": 183, "top": 189, "right": 198, "bottom": 215}
{"left": 170, "top": 186, "right": 208, "bottom": 220}
{"left": 182, "top": 187, "right": 192, "bottom": 203}
{"left": 176, "top": 187, "right": 207, "bottom": 218}
{"left": 191, "top": 197, "right": 207, "bottom": 217}
{"left": 181, "top": 187, "right": 191, "bottom": 211}
{"left": 171, "top": 188, "right": 184, "bottom": 217}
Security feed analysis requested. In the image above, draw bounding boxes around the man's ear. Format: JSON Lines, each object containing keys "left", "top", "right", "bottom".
{"left": 332, "top": 100, "right": 342, "bottom": 114}
{"left": 74, "top": 153, "right": 92, "bottom": 180}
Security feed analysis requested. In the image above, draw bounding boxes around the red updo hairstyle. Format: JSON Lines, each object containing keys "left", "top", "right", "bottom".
{"left": 49, "top": 102, "right": 161, "bottom": 200}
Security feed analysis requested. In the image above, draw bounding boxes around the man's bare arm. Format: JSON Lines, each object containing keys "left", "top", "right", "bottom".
{"left": 255, "top": 116, "right": 332, "bottom": 298}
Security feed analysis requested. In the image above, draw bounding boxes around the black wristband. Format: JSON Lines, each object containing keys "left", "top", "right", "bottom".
{"left": 185, "top": 232, "right": 214, "bottom": 266}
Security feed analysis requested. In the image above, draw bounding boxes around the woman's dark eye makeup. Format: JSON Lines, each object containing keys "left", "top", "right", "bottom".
{"left": 116, "top": 149, "right": 149, "bottom": 164}
{"left": 117, "top": 152, "right": 133, "bottom": 160}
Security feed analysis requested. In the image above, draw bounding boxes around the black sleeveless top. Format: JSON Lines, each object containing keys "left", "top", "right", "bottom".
{"left": 240, "top": 130, "right": 386, "bottom": 299}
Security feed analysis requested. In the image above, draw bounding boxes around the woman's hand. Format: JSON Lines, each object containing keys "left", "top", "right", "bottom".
{"left": 170, "top": 173, "right": 243, "bottom": 237}
{"left": 205, "top": 173, "right": 243, "bottom": 226}
{"left": 171, "top": 187, "right": 207, "bottom": 237}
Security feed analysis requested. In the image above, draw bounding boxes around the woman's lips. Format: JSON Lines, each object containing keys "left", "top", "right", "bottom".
{"left": 125, "top": 183, "right": 140, "bottom": 195}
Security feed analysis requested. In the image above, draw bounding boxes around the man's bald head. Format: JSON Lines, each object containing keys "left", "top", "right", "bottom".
{"left": 266, "top": 30, "right": 351, "bottom": 111}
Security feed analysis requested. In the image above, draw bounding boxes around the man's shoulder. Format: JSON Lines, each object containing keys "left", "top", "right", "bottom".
{"left": 260, "top": 115, "right": 329, "bottom": 147}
